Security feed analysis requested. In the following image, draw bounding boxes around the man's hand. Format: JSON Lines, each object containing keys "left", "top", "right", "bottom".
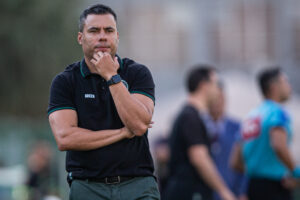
{"left": 238, "top": 195, "right": 248, "bottom": 200}
{"left": 219, "top": 189, "right": 237, "bottom": 200}
{"left": 282, "top": 177, "right": 299, "bottom": 190}
{"left": 121, "top": 127, "right": 135, "bottom": 139}
{"left": 121, "top": 121, "right": 154, "bottom": 138}
{"left": 91, "top": 52, "right": 119, "bottom": 80}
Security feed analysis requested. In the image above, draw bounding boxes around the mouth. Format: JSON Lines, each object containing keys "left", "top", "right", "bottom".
{"left": 94, "top": 45, "right": 110, "bottom": 52}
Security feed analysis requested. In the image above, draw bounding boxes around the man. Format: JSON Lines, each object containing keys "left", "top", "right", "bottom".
{"left": 231, "top": 68, "right": 300, "bottom": 200}
{"left": 205, "top": 83, "right": 248, "bottom": 200}
{"left": 164, "top": 66, "right": 236, "bottom": 200}
{"left": 48, "top": 4, "right": 160, "bottom": 200}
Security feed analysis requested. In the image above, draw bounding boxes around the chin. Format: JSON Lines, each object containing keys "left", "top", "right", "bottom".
{"left": 281, "top": 96, "right": 290, "bottom": 103}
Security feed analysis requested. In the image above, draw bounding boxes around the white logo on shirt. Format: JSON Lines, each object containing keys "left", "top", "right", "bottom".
{"left": 84, "top": 94, "right": 95, "bottom": 99}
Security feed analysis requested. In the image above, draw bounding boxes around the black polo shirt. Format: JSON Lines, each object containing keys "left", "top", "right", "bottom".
{"left": 48, "top": 56, "right": 155, "bottom": 179}
{"left": 166, "top": 104, "right": 213, "bottom": 200}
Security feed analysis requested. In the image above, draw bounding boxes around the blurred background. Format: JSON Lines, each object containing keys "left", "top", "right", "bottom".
{"left": 1, "top": 0, "right": 300, "bottom": 199}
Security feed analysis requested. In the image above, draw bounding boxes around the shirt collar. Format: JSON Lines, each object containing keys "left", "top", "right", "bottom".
{"left": 80, "top": 54, "right": 123, "bottom": 78}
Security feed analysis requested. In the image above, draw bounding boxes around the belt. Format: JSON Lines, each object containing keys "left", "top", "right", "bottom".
{"left": 80, "top": 176, "right": 135, "bottom": 184}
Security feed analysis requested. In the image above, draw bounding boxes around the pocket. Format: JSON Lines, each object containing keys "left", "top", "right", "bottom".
{"left": 141, "top": 177, "right": 161, "bottom": 199}
{"left": 68, "top": 180, "right": 86, "bottom": 200}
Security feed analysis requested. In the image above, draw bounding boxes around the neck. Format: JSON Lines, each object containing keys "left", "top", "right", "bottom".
{"left": 188, "top": 93, "right": 208, "bottom": 113}
{"left": 266, "top": 94, "right": 282, "bottom": 104}
{"left": 211, "top": 114, "right": 221, "bottom": 121}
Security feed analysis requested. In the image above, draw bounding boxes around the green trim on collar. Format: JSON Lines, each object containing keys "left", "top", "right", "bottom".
{"left": 130, "top": 91, "right": 155, "bottom": 103}
{"left": 48, "top": 107, "right": 76, "bottom": 116}
{"left": 80, "top": 61, "right": 85, "bottom": 78}
{"left": 117, "top": 55, "right": 123, "bottom": 71}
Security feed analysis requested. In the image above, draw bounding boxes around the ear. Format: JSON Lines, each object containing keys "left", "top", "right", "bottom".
{"left": 77, "top": 32, "right": 83, "bottom": 45}
{"left": 116, "top": 31, "right": 120, "bottom": 44}
{"left": 196, "top": 82, "right": 205, "bottom": 92}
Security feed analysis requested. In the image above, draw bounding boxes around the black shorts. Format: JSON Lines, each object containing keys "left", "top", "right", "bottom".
{"left": 248, "top": 177, "right": 292, "bottom": 200}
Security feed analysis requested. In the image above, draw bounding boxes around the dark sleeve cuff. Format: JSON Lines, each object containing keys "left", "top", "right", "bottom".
{"left": 47, "top": 107, "right": 76, "bottom": 116}
{"left": 130, "top": 90, "right": 155, "bottom": 103}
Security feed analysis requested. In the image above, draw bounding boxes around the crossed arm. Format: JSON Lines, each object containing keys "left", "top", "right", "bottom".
{"left": 49, "top": 109, "right": 134, "bottom": 151}
{"left": 49, "top": 92, "right": 153, "bottom": 151}
{"left": 90, "top": 52, "right": 154, "bottom": 136}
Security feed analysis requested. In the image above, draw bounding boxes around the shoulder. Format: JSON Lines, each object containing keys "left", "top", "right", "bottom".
{"left": 267, "top": 101, "right": 289, "bottom": 119}
{"left": 178, "top": 104, "right": 200, "bottom": 122}
{"left": 51, "top": 61, "right": 80, "bottom": 84}
{"left": 63, "top": 61, "right": 81, "bottom": 76}
{"left": 122, "top": 58, "right": 152, "bottom": 74}
{"left": 225, "top": 116, "right": 241, "bottom": 126}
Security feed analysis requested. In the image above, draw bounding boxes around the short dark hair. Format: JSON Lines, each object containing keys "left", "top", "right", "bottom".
{"left": 257, "top": 67, "right": 281, "bottom": 97}
{"left": 79, "top": 4, "right": 117, "bottom": 32}
{"left": 186, "top": 65, "right": 216, "bottom": 93}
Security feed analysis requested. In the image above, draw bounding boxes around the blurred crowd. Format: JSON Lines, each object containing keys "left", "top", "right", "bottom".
{"left": 153, "top": 66, "right": 300, "bottom": 200}
{"left": 0, "top": 141, "right": 61, "bottom": 200}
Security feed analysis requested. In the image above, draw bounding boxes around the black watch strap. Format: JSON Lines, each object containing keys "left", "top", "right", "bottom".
{"left": 107, "top": 74, "right": 121, "bottom": 86}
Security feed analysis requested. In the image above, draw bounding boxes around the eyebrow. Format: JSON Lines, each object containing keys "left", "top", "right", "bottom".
{"left": 87, "top": 26, "right": 115, "bottom": 31}
{"left": 104, "top": 27, "right": 115, "bottom": 30}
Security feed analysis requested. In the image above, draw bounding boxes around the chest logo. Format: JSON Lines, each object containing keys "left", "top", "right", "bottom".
{"left": 242, "top": 116, "right": 261, "bottom": 140}
{"left": 84, "top": 94, "right": 95, "bottom": 99}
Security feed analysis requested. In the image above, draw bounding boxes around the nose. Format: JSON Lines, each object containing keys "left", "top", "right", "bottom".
{"left": 98, "top": 30, "right": 107, "bottom": 41}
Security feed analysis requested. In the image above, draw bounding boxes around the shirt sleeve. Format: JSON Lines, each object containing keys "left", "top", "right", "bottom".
{"left": 47, "top": 73, "right": 76, "bottom": 115}
{"left": 268, "top": 109, "right": 288, "bottom": 129}
{"left": 129, "top": 65, "right": 155, "bottom": 103}
{"left": 181, "top": 112, "right": 207, "bottom": 148}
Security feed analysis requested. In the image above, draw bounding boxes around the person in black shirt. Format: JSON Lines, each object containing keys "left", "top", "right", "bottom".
{"left": 164, "top": 66, "right": 236, "bottom": 200}
{"left": 48, "top": 4, "right": 160, "bottom": 200}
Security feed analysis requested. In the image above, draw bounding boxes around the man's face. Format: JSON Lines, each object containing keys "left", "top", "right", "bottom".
{"left": 276, "top": 74, "right": 291, "bottom": 102}
{"left": 208, "top": 87, "right": 225, "bottom": 120}
{"left": 207, "top": 72, "right": 220, "bottom": 104}
{"left": 78, "top": 14, "right": 119, "bottom": 60}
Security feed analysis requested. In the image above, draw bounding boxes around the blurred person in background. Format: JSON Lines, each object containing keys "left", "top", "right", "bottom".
{"left": 48, "top": 4, "right": 159, "bottom": 200}
{"left": 204, "top": 82, "right": 248, "bottom": 200}
{"left": 164, "top": 66, "right": 236, "bottom": 200}
{"left": 26, "top": 141, "right": 59, "bottom": 200}
{"left": 153, "top": 136, "right": 170, "bottom": 199}
{"left": 231, "top": 67, "right": 300, "bottom": 200}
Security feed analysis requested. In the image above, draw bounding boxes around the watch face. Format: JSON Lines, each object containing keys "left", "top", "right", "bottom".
{"left": 112, "top": 75, "right": 121, "bottom": 83}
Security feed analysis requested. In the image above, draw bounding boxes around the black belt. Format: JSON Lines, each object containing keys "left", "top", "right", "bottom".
{"left": 79, "top": 176, "right": 135, "bottom": 184}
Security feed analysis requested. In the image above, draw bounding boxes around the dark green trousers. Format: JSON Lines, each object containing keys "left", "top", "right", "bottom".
{"left": 69, "top": 176, "right": 160, "bottom": 200}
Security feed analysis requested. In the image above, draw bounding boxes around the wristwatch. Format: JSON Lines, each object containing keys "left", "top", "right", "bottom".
{"left": 107, "top": 74, "right": 121, "bottom": 86}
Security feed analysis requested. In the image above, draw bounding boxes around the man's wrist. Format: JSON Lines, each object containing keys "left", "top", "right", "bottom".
{"left": 105, "top": 73, "right": 117, "bottom": 81}
{"left": 107, "top": 74, "right": 121, "bottom": 86}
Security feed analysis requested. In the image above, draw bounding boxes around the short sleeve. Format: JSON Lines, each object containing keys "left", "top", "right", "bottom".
{"left": 268, "top": 109, "right": 288, "bottom": 129}
{"left": 47, "top": 74, "right": 76, "bottom": 115}
{"left": 181, "top": 112, "right": 207, "bottom": 148}
{"left": 129, "top": 65, "right": 155, "bottom": 103}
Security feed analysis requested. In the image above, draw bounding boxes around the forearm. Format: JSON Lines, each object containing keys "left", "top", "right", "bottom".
{"left": 189, "top": 146, "right": 232, "bottom": 196}
{"left": 230, "top": 143, "right": 245, "bottom": 173}
{"left": 196, "top": 153, "right": 228, "bottom": 193}
{"left": 54, "top": 127, "right": 126, "bottom": 151}
{"left": 274, "top": 145, "right": 295, "bottom": 171}
{"left": 271, "top": 127, "right": 295, "bottom": 171}
{"left": 109, "top": 82, "right": 151, "bottom": 135}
